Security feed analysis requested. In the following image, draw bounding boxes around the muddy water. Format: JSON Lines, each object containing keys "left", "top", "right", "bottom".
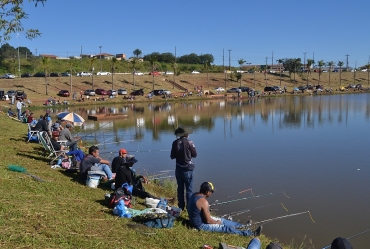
{"left": 45, "top": 93, "right": 370, "bottom": 248}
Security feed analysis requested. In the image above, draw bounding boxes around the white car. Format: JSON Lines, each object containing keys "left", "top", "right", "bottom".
{"left": 1, "top": 73, "right": 15, "bottom": 79}
{"left": 191, "top": 70, "right": 200, "bottom": 74}
{"left": 214, "top": 87, "right": 225, "bottom": 92}
{"left": 236, "top": 70, "right": 244, "bottom": 73}
{"left": 133, "top": 71, "right": 144, "bottom": 76}
{"left": 96, "top": 71, "right": 111, "bottom": 76}
{"left": 84, "top": 89, "right": 96, "bottom": 96}
{"left": 77, "top": 72, "right": 92, "bottom": 77}
{"left": 361, "top": 69, "right": 368, "bottom": 72}
{"left": 117, "top": 88, "right": 127, "bottom": 95}
{"left": 165, "top": 71, "right": 174, "bottom": 75}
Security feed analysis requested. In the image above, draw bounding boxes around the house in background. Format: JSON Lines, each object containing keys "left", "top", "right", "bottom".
{"left": 115, "top": 54, "right": 126, "bottom": 60}
{"left": 39, "top": 54, "right": 57, "bottom": 59}
{"left": 94, "top": 53, "right": 114, "bottom": 60}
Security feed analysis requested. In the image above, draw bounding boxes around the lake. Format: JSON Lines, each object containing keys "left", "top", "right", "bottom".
{"left": 47, "top": 93, "right": 370, "bottom": 248}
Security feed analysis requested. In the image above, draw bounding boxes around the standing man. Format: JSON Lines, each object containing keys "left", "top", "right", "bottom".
{"left": 59, "top": 123, "right": 80, "bottom": 151}
{"left": 16, "top": 99, "right": 23, "bottom": 120}
{"left": 170, "top": 127, "right": 197, "bottom": 210}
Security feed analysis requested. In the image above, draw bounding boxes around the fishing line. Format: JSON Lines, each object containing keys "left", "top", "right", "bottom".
{"left": 216, "top": 188, "right": 254, "bottom": 202}
{"left": 211, "top": 191, "right": 290, "bottom": 206}
{"left": 76, "top": 120, "right": 114, "bottom": 138}
{"left": 221, "top": 203, "right": 288, "bottom": 220}
{"left": 149, "top": 175, "right": 174, "bottom": 181}
{"left": 255, "top": 211, "right": 316, "bottom": 226}
{"left": 321, "top": 228, "right": 370, "bottom": 249}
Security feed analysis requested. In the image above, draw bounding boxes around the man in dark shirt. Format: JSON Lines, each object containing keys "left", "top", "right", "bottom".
{"left": 113, "top": 148, "right": 156, "bottom": 199}
{"left": 32, "top": 115, "right": 49, "bottom": 135}
{"left": 170, "top": 127, "right": 197, "bottom": 210}
{"left": 80, "top": 146, "right": 112, "bottom": 182}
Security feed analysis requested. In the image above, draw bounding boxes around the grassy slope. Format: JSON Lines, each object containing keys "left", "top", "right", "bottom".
{"left": 0, "top": 113, "right": 316, "bottom": 249}
{"left": 0, "top": 71, "right": 369, "bottom": 107}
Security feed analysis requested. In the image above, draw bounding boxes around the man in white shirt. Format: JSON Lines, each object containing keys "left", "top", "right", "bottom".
{"left": 16, "top": 99, "right": 23, "bottom": 120}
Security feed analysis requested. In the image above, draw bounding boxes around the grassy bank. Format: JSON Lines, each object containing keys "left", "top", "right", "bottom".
{"left": 0, "top": 113, "right": 316, "bottom": 249}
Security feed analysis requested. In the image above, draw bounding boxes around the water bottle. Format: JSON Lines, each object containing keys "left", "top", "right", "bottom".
{"left": 156, "top": 198, "right": 168, "bottom": 211}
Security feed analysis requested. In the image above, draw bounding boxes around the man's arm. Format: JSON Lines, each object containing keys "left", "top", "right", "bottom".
{"left": 188, "top": 140, "right": 197, "bottom": 158}
{"left": 198, "top": 198, "right": 221, "bottom": 224}
{"left": 170, "top": 140, "right": 177, "bottom": 159}
{"left": 99, "top": 158, "right": 110, "bottom": 165}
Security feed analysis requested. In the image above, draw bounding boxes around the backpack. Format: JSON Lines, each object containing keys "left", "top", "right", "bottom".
{"left": 133, "top": 212, "right": 175, "bottom": 229}
{"left": 108, "top": 186, "right": 132, "bottom": 208}
{"left": 61, "top": 158, "right": 71, "bottom": 169}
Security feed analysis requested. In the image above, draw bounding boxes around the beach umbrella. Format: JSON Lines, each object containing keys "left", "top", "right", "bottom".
{"left": 57, "top": 112, "right": 85, "bottom": 126}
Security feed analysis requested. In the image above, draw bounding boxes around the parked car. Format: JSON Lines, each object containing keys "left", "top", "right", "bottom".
{"left": 84, "top": 89, "right": 96, "bottom": 96}
{"left": 322, "top": 70, "right": 328, "bottom": 73}
{"left": 95, "top": 88, "right": 108, "bottom": 95}
{"left": 361, "top": 69, "right": 368, "bottom": 72}
{"left": 117, "top": 88, "right": 127, "bottom": 95}
{"left": 50, "top": 72, "right": 60, "bottom": 77}
{"left": 34, "top": 72, "right": 47, "bottom": 77}
{"left": 272, "top": 86, "right": 281, "bottom": 91}
{"left": 130, "top": 89, "right": 144, "bottom": 96}
{"left": 316, "top": 84, "right": 324, "bottom": 90}
{"left": 238, "top": 87, "right": 250, "bottom": 92}
{"left": 77, "top": 72, "right": 92, "bottom": 77}
{"left": 21, "top": 73, "right": 32, "bottom": 78}
{"left": 164, "top": 71, "right": 174, "bottom": 75}
{"left": 16, "top": 90, "right": 27, "bottom": 100}
{"left": 149, "top": 71, "right": 161, "bottom": 76}
{"left": 1, "top": 73, "right": 15, "bottom": 79}
{"left": 107, "top": 90, "right": 117, "bottom": 96}
{"left": 191, "top": 70, "right": 200, "bottom": 74}
{"left": 347, "top": 84, "right": 356, "bottom": 89}
{"left": 6, "top": 90, "right": 17, "bottom": 97}
{"left": 307, "top": 84, "right": 314, "bottom": 90}
{"left": 236, "top": 70, "right": 245, "bottom": 73}
{"left": 214, "top": 87, "right": 225, "bottom": 92}
{"left": 298, "top": 86, "right": 307, "bottom": 91}
{"left": 61, "top": 72, "right": 71, "bottom": 77}
{"left": 58, "top": 90, "right": 70, "bottom": 97}
{"left": 133, "top": 71, "right": 144, "bottom": 76}
{"left": 96, "top": 71, "right": 111, "bottom": 76}
{"left": 264, "top": 86, "right": 276, "bottom": 92}
{"left": 227, "top": 88, "right": 239, "bottom": 93}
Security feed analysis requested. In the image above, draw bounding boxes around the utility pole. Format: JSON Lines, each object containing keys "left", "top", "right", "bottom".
{"left": 271, "top": 51, "right": 274, "bottom": 72}
{"left": 265, "top": 57, "right": 268, "bottom": 86}
{"left": 173, "top": 46, "right": 176, "bottom": 89}
{"left": 99, "top": 46, "right": 102, "bottom": 72}
{"left": 228, "top": 49, "right": 232, "bottom": 71}
{"left": 354, "top": 60, "right": 357, "bottom": 84}
{"left": 345, "top": 54, "right": 350, "bottom": 71}
{"left": 223, "top": 49, "right": 226, "bottom": 89}
{"left": 303, "top": 52, "right": 307, "bottom": 71}
{"left": 35, "top": 48, "right": 37, "bottom": 56}
{"left": 80, "top": 46, "right": 83, "bottom": 71}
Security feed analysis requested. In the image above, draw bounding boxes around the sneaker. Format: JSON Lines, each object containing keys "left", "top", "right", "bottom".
{"left": 239, "top": 220, "right": 253, "bottom": 229}
{"left": 253, "top": 226, "right": 262, "bottom": 237}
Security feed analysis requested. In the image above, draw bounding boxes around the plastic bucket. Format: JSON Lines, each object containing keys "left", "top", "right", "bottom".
{"left": 86, "top": 174, "right": 100, "bottom": 188}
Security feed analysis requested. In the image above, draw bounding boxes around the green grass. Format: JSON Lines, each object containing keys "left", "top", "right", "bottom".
{"left": 0, "top": 113, "right": 313, "bottom": 249}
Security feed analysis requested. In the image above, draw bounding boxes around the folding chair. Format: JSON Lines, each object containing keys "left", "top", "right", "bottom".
{"left": 27, "top": 123, "right": 40, "bottom": 142}
{"left": 38, "top": 132, "right": 68, "bottom": 163}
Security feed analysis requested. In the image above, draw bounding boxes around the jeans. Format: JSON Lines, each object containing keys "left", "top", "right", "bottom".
{"left": 95, "top": 163, "right": 113, "bottom": 179}
{"left": 199, "top": 216, "right": 252, "bottom": 236}
{"left": 17, "top": 108, "right": 21, "bottom": 120}
{"left": 175, "top": 168, "right": 193, "bottom": 210}
{"left": 66, "top": 141, "right": 77, "bottom": 151}
{"left": 246, "top": 238, "right": 261, "bottom": 249}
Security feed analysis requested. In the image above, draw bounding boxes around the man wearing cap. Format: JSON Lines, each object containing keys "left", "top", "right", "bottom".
{"left": 170, "top": 127, "right": 197, "bottom": 210}
{"left": 188, "top": 182, "right": 262, "bottom": 237}
{"left": 112, "top": 148, "right": 157, "bottom": 199}
{"left": 59, "top": 123, "right": 80, "bottom": 151}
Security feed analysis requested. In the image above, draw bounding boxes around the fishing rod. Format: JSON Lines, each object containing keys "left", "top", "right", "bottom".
{"left": 94, "top": 136, "right": 115, "bottom": 146}
{"left": 210, "top": 191, "right": 290, "bottom": 207}
{"left": 255, "top": 211, "right": 316, "bottom": 226}
{"left": 98, "top": 149, "right": 169, "bottom": 155}
{"left": 220, "top": 203, "right": 289, "bottom": 221}
{"left": 216, "top": 188, "right": 254, "bottom": 203}
{"left": 76, "top": 120, "right": 114, "bottom": 138}
{"left": 321, "top": 228, "right": 370, "bottom": 249}
{"left": 149, "top": 175, "right": 174, "bottom": 181}
{"left": 95, "top": 139, "right": 134, "bottom": 146}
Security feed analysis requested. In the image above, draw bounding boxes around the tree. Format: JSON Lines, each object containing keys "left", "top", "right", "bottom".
{"left": 171, "top": 61, "right": 178, "bottom": 89}
{"left": 40, "top": 57, "right": 50, "bottom": 95}
{"left": 327, "top": 61, "right": 335, "bottom": 86}
{"left": 131, "top": 58, "right": 137, "bottom": 90}
{"left": 317, "top": 60, "right": 325, "bottom": 84}
{"left": 283, "top": 58, "right": 301, "bottom": 82}
{"left": 238, "top": 59, "right": 246, "bottom": 87}
{"left": 204, "top": 60, "right": 211, "bottom": 89}
{"left": 277, "top": 59, "right": 283, "bottom": 86}
{"left": 90, "top": 57, "right": 96, "bottom": 90}
{"left": 133, "top": 49, "right": 142, "bottom": 58}
{"left": 149, "top": 56, "right": 158, "bottom": 91}
{"left": 0, "top": 0, "right": 45, "bottom": 43}
{"left": 111, "top": 57, "right": 117, "bottom": 90}
{"left": 338, "top": 61, "right": 344, "bottom": 85}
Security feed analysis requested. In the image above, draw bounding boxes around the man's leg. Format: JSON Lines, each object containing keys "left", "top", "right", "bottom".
{"left": 175, "top": 168, "right": 185, "bottom": 210}
{"left": 199, "top": 223, "right": 252, "bottom": 236}
{"left": 246, "top": 238, "right": 261, "bottom": 249}
{"left": 183, "top": 170, "right": 194, "bottom": 209}
{"left": 66, "top": 141, "right": 77, "bottom": 151}
{"left": 96, "top": 163, "right": 113, "bottom": 179}
{"left": 132, "top": 185, "right": 158, "bottom": 199}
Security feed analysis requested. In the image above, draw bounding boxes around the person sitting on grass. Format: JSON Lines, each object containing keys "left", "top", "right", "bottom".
{"left": 188, "top": 182, "right": 262, "bottom": 237}
{"left": 80, "top": 145, "right": 113, "bottom": 182}
{"left": 7, "top": 108, "right": 17, "bottom": 117}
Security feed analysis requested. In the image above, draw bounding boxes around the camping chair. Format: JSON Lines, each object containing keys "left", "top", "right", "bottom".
{"left": 38, "top": 132, "right": 68, "bottom": 163}
{"left": 27, "top": 123, "right": 40, "bottom": 142}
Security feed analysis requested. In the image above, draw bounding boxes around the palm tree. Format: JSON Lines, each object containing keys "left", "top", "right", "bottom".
{"left": 111, "top": 57, "right": 117, "bottom": 91}
{"left": 277, "top": 59, "right": 283, "bottom": 86}
{"left": 131, "top": 58, "right": 137, "bottom": 90}
{"left": 238, "top": 59, "right": 246, "bottom": 88}
{"left": 133, "top": 49, "right": 142, "bottom": 59}
{"left": 90, "top": 57, "right": 96, "bottom": 90}
{"left": 318, "top": 60, "right": 325, "bottom": 84}
{"left": 204, "top": 60, "right": 211, "bottom": 89}
{"left": 40, "top": 57, "right": 50, "bottom": 95}
{"left": 327, "top": 61, "right": 335, "bottom": 86}
{"left": 366, "top": 64, "right": 370, "bottom": 85}
{"left": 171, "top": 61, "right": 178, "bottom": 89}
{"left": 338, "top": 61, "right": 344, "bottom": 86}
{"left": 67, "top": 59, "right": 74, "bottom": 94}
{"left": 293, "top": 58, "right": 301, "bottom": 82}
{"left": 306, "top": 59, "right": 314, "bottom": 75}
{"left": 149, "top": 56, "right": 158, "bottom": 91}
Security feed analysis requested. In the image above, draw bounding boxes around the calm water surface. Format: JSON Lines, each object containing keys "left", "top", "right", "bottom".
{"left": 47, "top": 94, "right": 370, "bottom": 248}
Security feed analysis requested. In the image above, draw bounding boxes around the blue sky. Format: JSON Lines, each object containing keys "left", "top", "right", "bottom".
{"left": 8, "top": 0, "right": 370, "bottom": 67}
